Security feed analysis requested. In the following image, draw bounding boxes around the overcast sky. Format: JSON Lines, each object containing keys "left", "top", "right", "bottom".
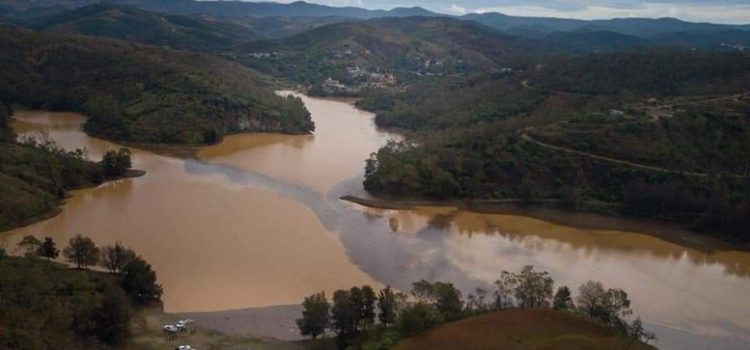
{"left": 254, "top": 1, "right": 750, "bottom": 24}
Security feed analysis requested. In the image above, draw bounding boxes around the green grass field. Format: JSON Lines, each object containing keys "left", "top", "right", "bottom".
{"left": 393, "top": 309, "right": 657, "bottom": 350}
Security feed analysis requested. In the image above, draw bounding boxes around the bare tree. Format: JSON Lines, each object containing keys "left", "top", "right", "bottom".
{"left": 100, "top": 242, "right": 135, "bottom": 273}
{"left": 63, "top": 234, "right": 99, "bottom": 269}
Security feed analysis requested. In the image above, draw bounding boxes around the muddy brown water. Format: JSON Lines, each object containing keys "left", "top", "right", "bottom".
{"left": 2, "top": 93, "right": 749, "bottom": 350}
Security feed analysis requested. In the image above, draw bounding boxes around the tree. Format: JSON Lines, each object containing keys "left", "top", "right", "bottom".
{"left": 17, "top": 235, "right": 42, "bottom": 258}
{"left": 494, "top": 271, "right": 516, "bottom": 309}
{"left": 377, "top": 286, "right": 403, "bottom": 328}
{"left": 63, "top": 234, "right": 100, "bottom": 269}
{"left": 94, "top": 288, "right": 130, "bottom": 345}
{"left": 494, "top": 266, "right": 554, "bottom": 309}
{"left": 101, "top": 148, "right": 132, "bottom": 177}
{"left": 576, "top": 280, "right": 632, "bottom": 327}
{"left": 330, "top": 289, "right": 357, "bottom": 338}
{"left": 119, "top": 255, "right": 163, "bottom": 304}
{"left": 466, "top": 288, "right": 489, "bottom": 314}
{"left": 296, "top": 291, "right": 330, "bottom": 339}
{"left": 513, "top": 265, "right": 554, "bottom": 308}
{"left": 410, "top": 280, "right": 463, "bottom": 321}
{"left": 349, "top": 286, "right": 364, "bottom": 332}
{"left": 553, "top": 286, "right": 574, "bottom": 311}
{"left": 397, "top": 303, "right": 443, "bottom": 336}
{"left": 628, "top": 317, "right": 656, "bottom": 343}
{"left": 100, "top": 242, "right": 135, "bottom": 274}
{"left": 360, "top": 285, "right": 377, "bottom": 329}
{"left": 39, "top": 237, "right": 60, "bottom": 260}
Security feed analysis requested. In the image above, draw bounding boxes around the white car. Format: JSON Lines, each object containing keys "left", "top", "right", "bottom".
{"left": 176, "top": 319, "right": 194, "bottom": 330}
{"left": 175, "top": 346, "right": 195, "bottom": 350}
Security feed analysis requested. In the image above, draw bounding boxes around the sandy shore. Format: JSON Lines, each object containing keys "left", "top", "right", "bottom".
{"left": 172, "top": 305, "right": 304, "bottom": 341}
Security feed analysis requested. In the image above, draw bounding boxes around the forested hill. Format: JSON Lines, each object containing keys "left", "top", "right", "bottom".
{"left": 0, "top": 26, "right": 313, "bottom": 145}
{"left": 236, "top": 17, "right": 533, "bottom": 84}
{"left": 28, "top": 4, "right": 260, "bottom": 52}
{"left": 359, "top": 50, "right": 750, "bottom": 243}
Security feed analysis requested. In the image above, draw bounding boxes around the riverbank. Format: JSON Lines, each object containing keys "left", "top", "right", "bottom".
{"left": 0, "top": 167, "right": 146, "bottom": 234}
{"left": 131, "top": 307, "right": 327, "bottom": 350}
{"left": 341, "top": 195, "right": 747, "bottom": 252}
{"left": 172, "top": 305, "right": 304, "bottom": 341}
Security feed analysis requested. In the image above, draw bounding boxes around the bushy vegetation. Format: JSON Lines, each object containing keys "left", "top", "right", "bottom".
{"left": 358, "top": 75, "right": 542, "bottom": 131}
{"left": 0, "top": 26, "right": 313, "bottom": 145}
{"left": 296, "top": 266, "right": 654, "bottom": 349}
{"left": 532, "top": 50, "right": 750, "bottom": 96}
{"left": 362, "top": 49, "right": 750, "bottom": 242}
{"left": 0, "top": 236, "right": 161, "bottom": 350}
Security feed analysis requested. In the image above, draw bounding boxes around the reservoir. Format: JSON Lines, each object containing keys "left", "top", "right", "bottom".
{"left": 2, "top": 93, "right": 749, "bottom": 350}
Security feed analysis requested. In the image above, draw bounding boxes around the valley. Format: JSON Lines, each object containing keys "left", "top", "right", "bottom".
{"left": 0, "top": 1, "right": 749, "bottom": 350}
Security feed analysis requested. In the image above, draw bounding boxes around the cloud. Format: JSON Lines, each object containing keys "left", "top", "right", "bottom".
{"left": 472, "top": 2, "right": 750, "bottom": 24}
{"left": 446, "top": 4, "right": 468, "bottom": 15}
{"left": 232, "top": 0, "right": 750, "bottom": 24}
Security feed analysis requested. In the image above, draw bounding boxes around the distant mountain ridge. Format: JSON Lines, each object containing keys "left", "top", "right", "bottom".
{"left": 28, "top": 3, "right": 259, "bottom": 51}
{"left": 1, "top": 0, "right": 747, "bottom": 39}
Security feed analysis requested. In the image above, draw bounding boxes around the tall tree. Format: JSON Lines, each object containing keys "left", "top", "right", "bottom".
{"left": 100, "top": 242, "right": 135, "bottom": 274}
{"left": 377, "top": 286, "right": 401, "bottom": 328}
{"left": 514, "top": 265, "right": 554, "bottom": 308}
{"left": 296, "top": 291, "right": 330, "bottom": 339}
{"left": 576, "top": 280, "right": 632, "bottom": 327}
{"left": 553, "top": 286, "right": 574, "bottom": 311}
{"left": 348, "top": 287, "right": 364, "bottom": 332}
{"left": 360, "top": 285, "right": 377, "bottom": 330}
{"left": 17, "top": 235, "right": 42, "bottom": 258}
{"left": 119, "top": 255, "right": 163, "bottom": 304}
{"left": 331, "top": 289, "right": 357, "bottom": 338}
{"left": 39, "top": 237, "right": 60, "bottom": 260}
{"left": 410, "top": 280, "right": 463, "bottom": 321}
{"left": 494, "top": 271, "right": 516, "bottom": 309}
{"left": 63, "top": 234, "right": 99, "bottom": 269}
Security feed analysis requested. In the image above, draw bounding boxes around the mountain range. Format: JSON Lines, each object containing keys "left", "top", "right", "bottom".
{"left": 1, "top": 0, "right": 748, "bottom": 39}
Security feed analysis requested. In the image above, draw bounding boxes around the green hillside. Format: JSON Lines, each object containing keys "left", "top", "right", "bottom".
{"left": 31, "top": 4, "right": 259, "bottom": 52}
{"left": 235, "top": 17, "right": 530, "bottom": 86}
{"left": 360, "top": 50, "right": 750, "bottom": 242}
{"left": 0, "top": 26, "right": 313, "bottom": 145}
{"left": 0, "top": 256, "right": 129, "bottom": 350}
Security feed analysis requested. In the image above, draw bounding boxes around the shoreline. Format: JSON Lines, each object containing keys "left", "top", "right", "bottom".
{"left": 171, "top": 304, "right": 304, "bottom": 341}
{"left": 0, "top": 168, "right": 146, "bottom": 234}
{"left": 341, "top": 195, "right": 748, "bottom": 253}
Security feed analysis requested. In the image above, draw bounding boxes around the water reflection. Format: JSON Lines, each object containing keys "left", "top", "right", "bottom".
{"left": 3, "top": 97, "right": 750, "bottom": 350}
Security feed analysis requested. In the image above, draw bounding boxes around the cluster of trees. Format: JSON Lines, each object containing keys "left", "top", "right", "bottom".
{"left": 101, "top": 147, "right": 133, "bottom": 177}
{"left": 297, "top": 266, "right": 654, "bottom": 349}
{"left": 532, "top": 49, "right": 750, "bottom": 96}
{"left": 0, "top": 236, "right": 161, "bottom": 350}
{"left": 14, "top": 234, "right": 163, "bottom": 304}
{"left": 358, "top": 75, "right": 542, "bottom": 131}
